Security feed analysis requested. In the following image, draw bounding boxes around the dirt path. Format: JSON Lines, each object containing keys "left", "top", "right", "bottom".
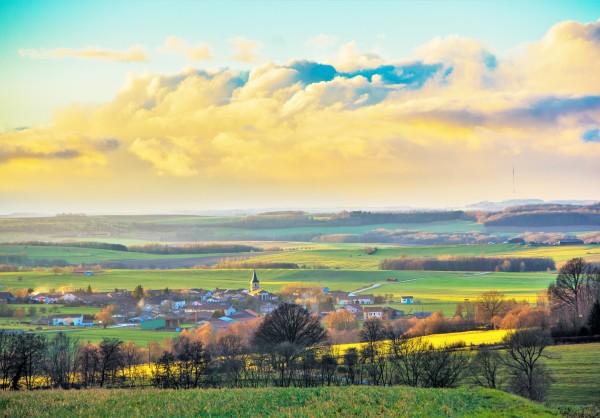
{"left": 349, "top": 278, "right": 425, "bottom": 296}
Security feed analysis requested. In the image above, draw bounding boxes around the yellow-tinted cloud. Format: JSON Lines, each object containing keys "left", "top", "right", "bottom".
{"left": 3, "top": 20, "right": 600, "bottom": 209}
{"left": 159, "top": 36, "right": 213, "bottom": 61}
{"left": 19, "top": 45, "right": 149, "bottom": 62}
{"left": 230, "top": 37, "right": 261, "bottom": 63}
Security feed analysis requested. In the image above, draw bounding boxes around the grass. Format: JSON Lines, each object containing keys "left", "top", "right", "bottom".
{"left": 0, "top": 268, "right": 556, "bottom": 297}
{"left": 0, "top": 268, "right": 556, "bottom": 316}
{"left": 546, "top": 343, "right": 600, "bottom": 406}
{"left": 232, "top": 243, "right": 600, "bottom": 270}
{"left": 5, "top": 242, "right": 599, "bottom": 270}
{"left": 0, "top": 386, "right": 559, "bottom": 417}
{"left": 40, "top": 327, "right": 180, "bottom": 345}
{"left": 0, "top": 244, "right": 249, "bottom": 264}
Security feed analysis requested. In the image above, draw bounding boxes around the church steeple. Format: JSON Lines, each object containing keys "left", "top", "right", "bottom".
{"left": 251, "top": 270, "right": 260, "bottom": 291}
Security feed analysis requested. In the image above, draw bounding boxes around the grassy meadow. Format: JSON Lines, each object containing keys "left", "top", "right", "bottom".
{"left": 3, "top": 242, "right": 600, "bottom": 269}
{"left": 0, "top": 268, "right": 555, "bottom": 316}
{"left": 545, "top": 343, "right": 600, "bottom": 405}
{"left": 0, "top": 386, "right": 559, "bottom": 417}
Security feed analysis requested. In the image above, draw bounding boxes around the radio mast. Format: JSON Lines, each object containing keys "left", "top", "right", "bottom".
{"left": 512, "top": 165, "right": 516, "bottom": 195}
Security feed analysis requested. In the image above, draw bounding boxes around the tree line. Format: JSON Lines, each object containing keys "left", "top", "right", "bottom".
{"left": 127, "top": 243, "right": 263, "bottom": 255}
{"left": 215, "top": 210, "right": 469, "bottom": 230}
{"left": 478, "top": 203, "right": 600, "bottom": 227}
{"left": 379, "top": 256, "right": 555, "bottom": 272}
{"left": 0, "top": 304, "right": 554, "bottom": 402}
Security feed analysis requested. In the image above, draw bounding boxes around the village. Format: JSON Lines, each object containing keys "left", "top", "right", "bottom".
{"left": 8, "top": 271, "right": 421, "bottom": 332}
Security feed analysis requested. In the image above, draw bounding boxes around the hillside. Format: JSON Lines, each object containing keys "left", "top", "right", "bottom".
{"left": 0, "top": 386, "right": 559, "bottom": 417}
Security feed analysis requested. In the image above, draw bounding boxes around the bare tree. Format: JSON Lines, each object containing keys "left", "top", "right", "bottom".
{"left": 252, "top": 303, "right": 327, "bottom": 348}
{"left": 548, "top": 258, "right": 598, "bottom": 328}
{"left": 388, "top": 334, "right": 431, "bottom": 387}
{"left": 421, "top": 345, "right": 469, "bottom": 388}
{"left": 502, "top": 329, "right": 553, "bottom": 402}
{"left": 98, "top": 338, "right": 123, "bottom": 387}
{"left": 476, "top": 291, "right": 506, "bottom": 324}
{"left": 44, "top": 332, "right": 80, "bottom": 389}
{"left": 468, "top": 345, "right": 505, "bottom": 389}
{"left": 358, "top": 318, "right": 389, "bottom": 385}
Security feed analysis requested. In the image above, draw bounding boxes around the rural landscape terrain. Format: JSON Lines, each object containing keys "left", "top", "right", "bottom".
{"left": 1, "top": 203, "right": 600, "bottom": 416}
{"left": 2, "top": 1, "right": 600, "bottom": 416}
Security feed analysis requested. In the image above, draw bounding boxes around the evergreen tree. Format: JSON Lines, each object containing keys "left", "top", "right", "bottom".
{"left": 132, "top": 284, "right": 144, "bottom": 299}
{"left": 588, "top": 300, "right": 600, "bottom": 335}
{"left": 86, "top": 284, "right": 93, "bottom": 294}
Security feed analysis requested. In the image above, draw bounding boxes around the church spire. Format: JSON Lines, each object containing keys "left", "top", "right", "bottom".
{"left": 251, "top": 270, "right": 260, "bottom": 291}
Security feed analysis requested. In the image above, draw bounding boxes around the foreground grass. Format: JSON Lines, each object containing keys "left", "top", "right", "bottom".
{"left": 0, "top": 386, "right": 558, "bottom": 417}
{"left": 546, "top": 343, "right": 600, "bottom": 405}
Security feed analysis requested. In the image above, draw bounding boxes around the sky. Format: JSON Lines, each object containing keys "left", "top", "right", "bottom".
{"left": 1, "top": 0, "right": 599, "bottom": 213}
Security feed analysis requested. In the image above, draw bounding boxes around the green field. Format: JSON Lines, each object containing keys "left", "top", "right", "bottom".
{"left": 0, "top": 386, "right": 558, "bottom": 417}
{"left": 245, "top": 243, "right": 600, "bottom": 269}
{"left": 0, "top": 268, "right": 555, "bottom": 314}
{"left": 0, "top": 244, "right": 233, "bottom": 263}
{"left": 545, "top": 343, "right": 600, "bottom": 405}
{"left": 3, "top": 242, "right": 599, "bottom": 271}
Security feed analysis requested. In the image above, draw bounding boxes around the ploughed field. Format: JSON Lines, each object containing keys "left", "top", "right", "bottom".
{"left": 0, "top": 386, "right": 559, "bottom": 417}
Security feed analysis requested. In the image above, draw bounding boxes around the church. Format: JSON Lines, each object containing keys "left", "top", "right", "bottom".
{"left": 248, "top": 270, "right": 278, "bottom": 302}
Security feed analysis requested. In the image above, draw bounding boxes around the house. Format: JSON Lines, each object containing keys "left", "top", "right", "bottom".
{"left": 259, "top": 303, "right": 277, "bottom": 314}
{"left": 49, "top": 314, "right": 84, "bottom": 326}
{"left": 249, "top": 289, "right": 278, "bottom": 302}
{"left": 61, "top": 292, "right": 96, "bottom": 304}
{"left": 351, "top": 294, "right": 374, "bottom": 305}
{"left": 558, "top": 238, "right": 584, "bottom": 245}
{"left": 383, "top": 307, "right": 404, "bottom": 320}
{"left": 225, "top": 305, "right": 238, "bottom": 317}
{"left": 412, "top": 312, "right": 433, "bottom": 319}
{"left": 0, "top": 292, "right": 14, "bottom": 304}
{"left": 401, "top": 296, "right": 415, "bottom": 304}
{"left": 32, "top": 293, "right": 61, "bottom": 304}
{"left": 170, "top": 299, "right": 186, "bottom": 310}
{"left": 363, "top": 306, "right": 383, "bottom": 320}
{"left": 229, "top": 309, "right": 260, "bottom": 323}
{"left": 342, "top": 303, "right": 363, "bottom": 318}
{"left": 189, "top": 289, "right": 213, "bottom": 301}
{"left": 140, "top": 317, "right": 181, "bottom": 330}
{"left": 328, "top": 290, "right": 350, "bottom": 305}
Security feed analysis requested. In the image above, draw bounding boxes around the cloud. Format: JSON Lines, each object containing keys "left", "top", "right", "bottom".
{"left": 0, "top": 148, "right": 80, "bottom": 163}
{"left": 230, "top": 37, "right": 261, "bottom": 63}
{"left": 306, "top": 34, "right": 337, "bottom": 49}
{"left": 19, "top": 45, "right": 149, "bottom": 62}
{"left": 333, "top": 41, "right": 385, "bottom": 71}
{"left": 4, "top": 19, "right": 600, "bottom": 207}
{"left": 582, "top": 128, "right": 600, "bottom": 143}
{"left": 159, "top": 36, "right": 213, "bottom": 61}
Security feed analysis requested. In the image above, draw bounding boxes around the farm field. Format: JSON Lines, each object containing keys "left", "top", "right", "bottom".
{"left": 0, "top": 386, "right": 558, "bottom": 417}
{"left": 0, "top": 244, "right": 237, "bottom": 264}
{"left": 333, "top": 330, "right": 510, "bottom": 355}
{"left": 545, "top": 343, "right": 600, "bottom": 405}
{"left": 0, "top": 269, "right": 555, "bottom": 314}
{"left": 245, "top": 243, "right": 600, "bottom": 269}
{"left": 3, "top": 242, "right": 599, "bottom": 271}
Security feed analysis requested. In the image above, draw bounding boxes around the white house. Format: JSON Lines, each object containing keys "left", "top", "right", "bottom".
{"left": 50, "top": 314, "right": 84, "bottom": 326}
{"left": 401, "top": 296, "right": 415, "bottom": 304}
{"left": 363, "top": 307, "right": 383, "bottom": 320}
{"left": 354, "top": 294, "right": 374, "bottom": 305}
{"left": 225, "top": 305, "right": 238, "bottom": 317}
{"left": 171, "top": 300, "right": 186, "bottom": 309}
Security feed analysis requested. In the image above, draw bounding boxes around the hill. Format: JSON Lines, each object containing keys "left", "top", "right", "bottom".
{"left": 0, "top": 386, "right": 558, "bottom": 417}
